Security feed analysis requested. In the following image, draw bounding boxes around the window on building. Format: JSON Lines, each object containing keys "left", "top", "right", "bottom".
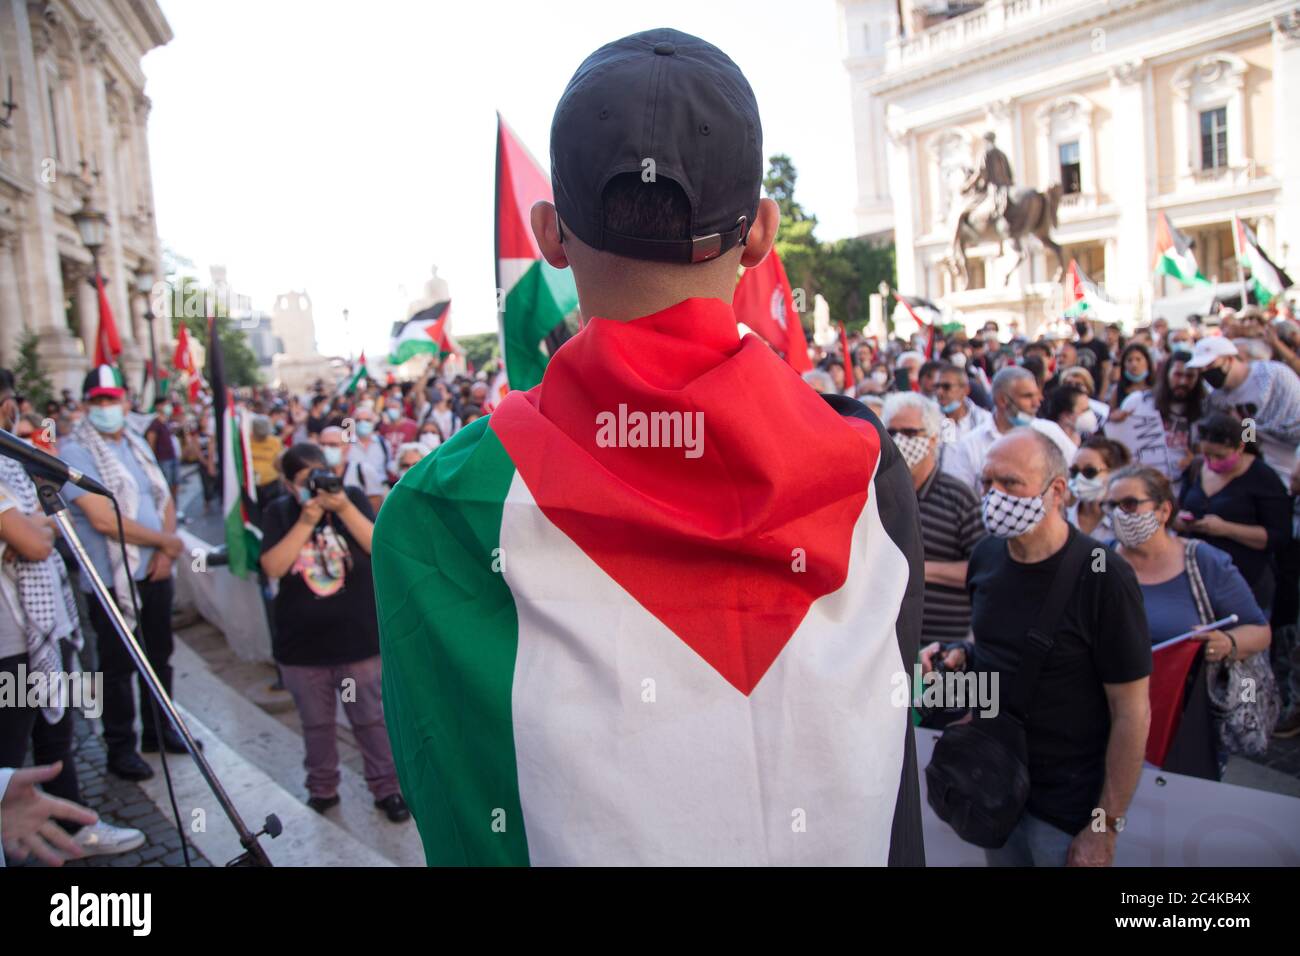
{"left": 1059, "top": 141, "right": 1082, "bottom": 195}
{"left": 967, "top": 257, "right": 986, "bottom": 291}
{"left": 1200, "top": 107, "right": 1228, "bottom": 170}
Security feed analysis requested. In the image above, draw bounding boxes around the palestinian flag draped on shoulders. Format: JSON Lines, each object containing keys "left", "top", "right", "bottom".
{"left": 496, "top": 115, "right": 578, "bottom": 391}
{"left": 373, "top": 296, "right": 925, "bottom": 866}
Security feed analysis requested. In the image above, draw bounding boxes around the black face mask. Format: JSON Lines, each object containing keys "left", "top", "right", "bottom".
{"left": 1201, "top": 365, "right": 1228, "bottom": 389}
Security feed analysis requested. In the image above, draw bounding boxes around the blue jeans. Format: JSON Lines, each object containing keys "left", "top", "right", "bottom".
{"left": 984, "top": 813, "right": 1073, "bottom": 867}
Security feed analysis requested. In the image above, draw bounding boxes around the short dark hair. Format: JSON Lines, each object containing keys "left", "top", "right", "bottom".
{"left": 1196, "top": 411, "right": 1251, "bottom": 452}
{"left": 0, "top": 368, "right": 14, "bottom": 396}
{"left": 1043, "top": 383, "right": 1087, "bottom": 423}
{"left": 600, "top": 173, "right": 692, "bottom": 243}
{"left": 281, "top": 442, "right": 326, "bottom": 482}
{"left": 1079, "top": 435, "right": 1131, "bottom": 470}
{"left": 918, "top": 360, "right": 944, "bottom": 382}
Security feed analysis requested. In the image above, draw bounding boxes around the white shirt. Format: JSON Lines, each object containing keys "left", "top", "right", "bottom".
{"left": 343, "top": 459, "right": 385, "bottom": 499}
{"left": 355, "top": 435, "right": 389, "bottom": 482}
{"left": 942, "top": 399, "right": 992, "bottom": 444}
{"left": 941, "top": 416, "right": 1077, "bottom": 496}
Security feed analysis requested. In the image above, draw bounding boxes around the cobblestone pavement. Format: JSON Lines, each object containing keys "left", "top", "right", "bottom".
{"left": 62, "top": 713, "right": 211, "bottom": 868}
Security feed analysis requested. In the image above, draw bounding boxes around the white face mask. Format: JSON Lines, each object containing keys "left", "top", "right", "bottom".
{"left": 871, "top": 371, "right": 888, "bottom": 387}
{"left": 1112, "top": 508, "right": 1164, "bottom": 548}
{"left": 1074, "top": 409, "right": 1099, "bottom": 435}
{"left": 419, "top": 432, "right": 440, "bottom": 450}
{"left": 1068, "top": 473, "right": 1106, "bottom": 502}
{"left": 949, "top": 352, "right": 967, "bottom": 369}
{"left": 894, "top": 434, "right": 932, "bottom": 470}
{"left": 981, "top": 486, "right": 1048, "bottom": 539}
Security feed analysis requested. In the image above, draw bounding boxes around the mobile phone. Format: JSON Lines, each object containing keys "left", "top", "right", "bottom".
{"left": 893, "top": 368, "right": 912, "bottom": 392}
{"left": 1178, "top": 510, "right": 1197, "bottom": 523}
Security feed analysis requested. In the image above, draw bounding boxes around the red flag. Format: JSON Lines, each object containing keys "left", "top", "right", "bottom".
{"left": 732, "top": 250, "right": 812, "bottom": 373}
{"left": 892, "top": 290, "right": 938, "bottom": 360}
{"left": 92, "top": 272, "right": 122, "bottom": 367}
{"left": 1144, "top": 640, "right": 1203, "bottom": 767}
{"left": 838, "top": 322, "right": 856, "bottom": 389}
{"left": 172, "top": 322, "right": 195, "bottom": 374}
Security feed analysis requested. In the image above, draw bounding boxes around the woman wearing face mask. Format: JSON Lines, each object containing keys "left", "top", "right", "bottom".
{"left": 1108, "top": 465, "right": 1270, "bottom": 778}
{"left": 1108, "top": 343, "right": 1156, "bottom": 411}
{"left": 258, "top": 443, "right": 409, "bottom": 823}
{"left": 1042, "top": 385, "right": 1097, "bottom": 447}
{"left": 1067, "top": 436, "right": 1130, "bottom": 545}
{"left": 1176, "top": 413, "right": 1292, "bottom": 613}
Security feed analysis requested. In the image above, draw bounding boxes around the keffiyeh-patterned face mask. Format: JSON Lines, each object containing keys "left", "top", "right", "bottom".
{"left": 894, "top": 434, "right": 932, "bottom": 471}
{"left": 981, "top": 486, "right": 1048, "bottom": 539}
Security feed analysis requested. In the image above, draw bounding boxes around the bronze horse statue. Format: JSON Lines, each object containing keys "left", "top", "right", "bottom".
{"left": 948, "top": 179, "right": 1065, "bottom": 290}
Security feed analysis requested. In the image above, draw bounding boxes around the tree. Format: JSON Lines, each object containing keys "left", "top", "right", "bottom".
{"left": 14, "top": 330, "right": 55, "bottom": 409}
{"left": 456, "top": 332, "right": 499, "bottom": 373}
{"left": 760, "top": 154, "right": 898, "bottom": 335}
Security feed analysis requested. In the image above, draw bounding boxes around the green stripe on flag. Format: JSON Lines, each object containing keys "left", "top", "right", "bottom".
{"left": 389, "top": 339, "right": 441, "bottom": 366}
{"left": 502, "top": 260, "right": 577, "bottom": 392}
{"left": 374, "top": 417, "right": 529, "bottom": 865}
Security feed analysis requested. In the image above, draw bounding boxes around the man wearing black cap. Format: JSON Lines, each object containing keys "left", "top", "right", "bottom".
{"left": 375, "top": 29, "right": 924, "bottom": 866}
{"left": 61, "top": 366, "right": 188, "bottom": 781}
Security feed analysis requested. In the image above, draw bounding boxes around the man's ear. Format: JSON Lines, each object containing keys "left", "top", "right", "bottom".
{"left": 530, "top": 201, "right": 569, "bottom": 270}
{"left": 739, "top": 197, "right": 780, "bottom": 269}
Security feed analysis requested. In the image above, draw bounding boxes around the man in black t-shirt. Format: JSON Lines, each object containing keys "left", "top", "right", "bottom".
{"left": 1074, "top": 320, "right": 1111, "bottom": 398}
{"left": 922, "top": 428, "right": 1151, "bottom": 866}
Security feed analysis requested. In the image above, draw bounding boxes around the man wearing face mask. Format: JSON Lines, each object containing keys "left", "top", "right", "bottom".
{"left": 350, "top": 407, "right": 390, "bottom": 485}
{"left": 934, "top": 363, "right": 991, "bottom": 443}
{"left": 883, "top": 393, "right": 984, "bottom": 648}
{"left": 923, "top": 428, "right": 1152, "bottom": 866}
{"left": 1187, "top": 335, "right": 1300, "bottom": 483}
{"left": 59, "top": 367, "right": 188, "bottom": 782}
{"left": 942, "top": 366, "right": 1076, "bottom": 496}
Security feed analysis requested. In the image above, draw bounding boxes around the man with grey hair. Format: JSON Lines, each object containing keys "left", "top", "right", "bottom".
{"left": 883, "top": 392, "right": 984, "bottom": 648}
{"left": 801, "top": 369, "right": 836, "bottom": 395}
{"left": 942, "top": 365, "right": 1075, "bottom": 495}
{"left": 922, "top": 427, "right": 1152, "bottom": 866}
{"left": 934, "top": 362, "right": 991, "bottom": 443}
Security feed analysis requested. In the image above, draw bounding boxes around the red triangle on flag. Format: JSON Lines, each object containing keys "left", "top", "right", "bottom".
{"left": 93, "top": 272, "right": 122, "bottom": 368}
{"left": 1145, "top": 639, "right": 1203, "bottom": 767}
{"left": 497, "top": 115, "right": 553, "bottom": 263}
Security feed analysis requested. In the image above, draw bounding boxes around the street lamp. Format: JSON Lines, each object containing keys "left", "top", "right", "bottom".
{"left": 136, "top": 269, "right": 159, "bottom": 401}
{"left": 71, "top": 194, "right": 110, "bottom": 365}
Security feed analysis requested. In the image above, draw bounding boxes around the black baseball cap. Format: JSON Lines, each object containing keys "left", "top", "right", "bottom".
{"left": 550, "top": 28, "right": 762, "bottom": 264}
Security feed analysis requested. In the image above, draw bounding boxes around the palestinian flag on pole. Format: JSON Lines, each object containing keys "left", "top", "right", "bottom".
{"left": 892, "top": 291, "right": 941, "bottom": 358}
{"left": 373, "top": 298, "right": 924, "bottom": 866}
{"left": 339, "top": 351, "right": 370, "bottom": 395}
{"left": 1063, "top": 260, "right": 1115, "bottom": 319}
{"left": 1233, "top": 215, "right": 1292, "bottom": 306}
{"left": 210, "top": 314, "right": 261, "bottom": 579}
{"left": 1153, "top": 212, "right": 1210, "bottom": 287}
{"left": 496, "top": 114, "right": 578, "bottom": 391}
{"left": 389, "top": 300, "right": 461, "bottom": 364}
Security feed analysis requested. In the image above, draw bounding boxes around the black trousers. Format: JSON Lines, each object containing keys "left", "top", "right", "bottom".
{"left": 89, "top": 577, "right": 174, "bottom": 755}
{"left": 0, "top": 643, "right": 81, "bottom": 810}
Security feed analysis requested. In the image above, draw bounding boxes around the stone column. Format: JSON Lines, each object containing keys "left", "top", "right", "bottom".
{"left": 1273, "top": 11, "right": 1300, "bottom": 276}
{"left": 1109, "top": 58, "right": 1151, "bottom": 310}
{"left": 0, "top": 228, "right": 25, "bottom": 366}
{"left": 885, "top": 116, "right": 920, "bottom": 296}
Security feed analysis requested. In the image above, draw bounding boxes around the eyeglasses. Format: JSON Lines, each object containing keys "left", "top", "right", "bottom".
{"left": 1068, "top": 465, "right": 1105, "bottom": 480}
{"left": 887, "top": 427, "right": 928, "bottom": 438}
{"left": 1101, "top": 497, "right": 1155, "bottom": 514}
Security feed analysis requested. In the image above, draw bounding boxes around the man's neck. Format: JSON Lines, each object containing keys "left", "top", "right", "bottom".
{"left": 1007, "top": 515, "right": 1069, "bottom": 564}
{"left": 912, "top": 455, "right": 936, "bottom": 491}
{"left": 948, "top": 401, "right": 968, "bottom": 422}
{"left": 994, "top": 410, "right": 1014, "bottom": 433}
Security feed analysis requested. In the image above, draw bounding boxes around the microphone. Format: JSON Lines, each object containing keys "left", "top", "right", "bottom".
{"left": 0, "top": 428, "right": 114, "bottom": 497}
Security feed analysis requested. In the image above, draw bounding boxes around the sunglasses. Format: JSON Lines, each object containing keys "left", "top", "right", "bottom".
{"left": 1101, "top": 497, "right": 1155, "bottom": 514}
{"left": 1068, "top": 465, "right": 1105, "bottom": 480}
{"left": 887, "top": 427, "right": 928, "bottom": 439}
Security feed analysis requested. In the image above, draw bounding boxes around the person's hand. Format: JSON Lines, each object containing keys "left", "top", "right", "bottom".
{"left": 920, "top": 641, "right": 966, "bottom": 674}
{"left": 317, "top": 489, "right": 350, "bottom": 514}
{"left": 1, "top": 763, "right": 98, "bottom": 866}
{"left": 1106, "top": 408, "right": 1131, "bottom": 424}
{"left": 1067, "top": 825, "right": 1117, "bottom": 867}
{"left": 298, "top": 496, "right": 326, "bottom": 526}
{"left": 160, "top": 533, "right": 184, "bottom": 559}
{"left": 1187, "top": 513, "right": 1229, "bottom": 537}
{"left": 147, "top": 550, "right": 174, "bottom": 582}
{"left": 1194, "top": 629, "right": 1235, "bottom": 663}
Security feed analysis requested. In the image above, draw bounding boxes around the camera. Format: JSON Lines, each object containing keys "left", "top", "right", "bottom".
{"left": 308, "top": 468, "right": 342, "bottom": 495}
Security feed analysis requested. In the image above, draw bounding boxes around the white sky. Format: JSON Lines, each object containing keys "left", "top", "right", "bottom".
{"left": 143, "top": 0, "right": 859, "bottom": 356}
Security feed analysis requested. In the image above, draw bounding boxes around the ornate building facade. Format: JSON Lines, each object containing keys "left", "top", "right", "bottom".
{"left": 0, "top": 0, "right": 171, "bottom": 391}
{"left": 839, "top": 0, "right": 1300, "bottom": 334}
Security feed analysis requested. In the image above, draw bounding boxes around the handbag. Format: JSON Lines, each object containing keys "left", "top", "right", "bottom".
{"left": 924, "top": 533, "right": 1090, "bottom": 849}
{"left": 1183, "top": 538, "right": 1280, "bottom": 756}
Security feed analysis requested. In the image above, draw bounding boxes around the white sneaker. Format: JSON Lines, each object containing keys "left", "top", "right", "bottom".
{"left": 73, "top": 821, "right": 147, "bottom": 857}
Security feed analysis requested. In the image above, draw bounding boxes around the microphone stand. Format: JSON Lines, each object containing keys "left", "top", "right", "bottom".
{"left": 30, "top": 473, "right": 279, "bottom": 867}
